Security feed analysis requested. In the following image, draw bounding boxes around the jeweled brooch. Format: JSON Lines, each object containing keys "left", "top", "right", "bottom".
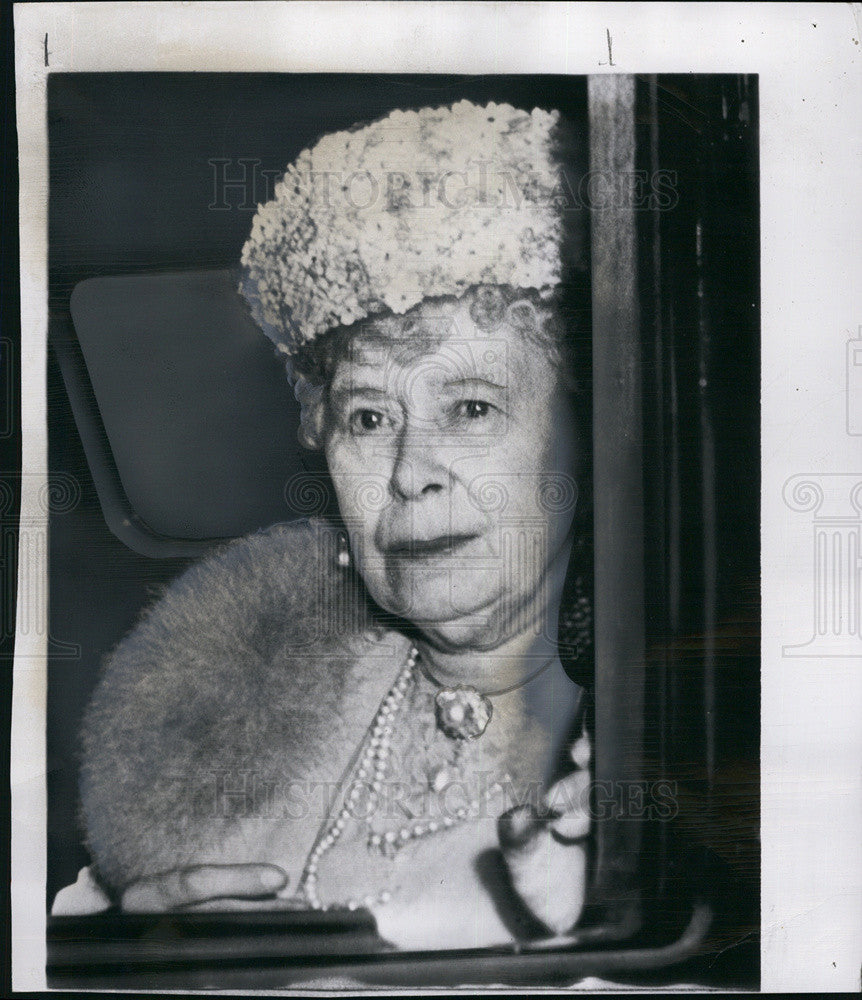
{"left": 434, "top": 686, "right": 493, "bottom": 740}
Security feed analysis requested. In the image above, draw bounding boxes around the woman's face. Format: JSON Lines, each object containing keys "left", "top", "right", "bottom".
{"left": 323, "top": 297, "right": 579, "bottom": 651}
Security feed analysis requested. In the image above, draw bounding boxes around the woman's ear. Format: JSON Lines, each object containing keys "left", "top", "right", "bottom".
{"left": 291, "top": 372, "right": 326, "bottom": 451}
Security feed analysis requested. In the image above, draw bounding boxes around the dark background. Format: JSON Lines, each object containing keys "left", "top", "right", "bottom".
{"left": 46, "top": 73, "right": 759, "bottom": 986}
{"left": 635, "top": 76, "right": 760, "bottom": 985}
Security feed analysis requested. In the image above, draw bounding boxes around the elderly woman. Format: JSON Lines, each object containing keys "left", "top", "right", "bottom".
{"left": 64, "top": 100, "right": 596, "bottom": 951}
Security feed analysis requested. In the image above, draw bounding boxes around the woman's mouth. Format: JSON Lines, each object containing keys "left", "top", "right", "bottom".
{"left": 385, "top": 533, "right": 479, "bottom": 559}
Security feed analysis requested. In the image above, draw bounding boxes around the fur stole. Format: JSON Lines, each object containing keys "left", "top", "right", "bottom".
{"left": 79, "top": 517, "right": 412, "bottom": 891}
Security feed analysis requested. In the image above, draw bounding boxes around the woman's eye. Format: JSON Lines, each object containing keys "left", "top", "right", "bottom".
{"left": 349, "top": 409, "right": 389, "bottom": 434}
{"left": 446, "top": 398, "right": 505, "bottom": 434}
{"left": 457, "top": 399, "right": 492, "bottom": 420}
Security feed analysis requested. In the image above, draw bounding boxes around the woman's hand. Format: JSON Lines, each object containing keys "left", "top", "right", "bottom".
{"left": 120, "top": 863, "right": 289, "bottom": 912}
{"left": 498, "top": 728, "right": 591, "bottom": 936}
{"left": 52, "top": 863, "right": 289, "bottom": 915}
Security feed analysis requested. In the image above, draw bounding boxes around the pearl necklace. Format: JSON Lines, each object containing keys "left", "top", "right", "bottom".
{"left": 296, "top": 645, "right": 507, "bottom": 911}
{"left": 298, "top": 647, "right": 417, "bottom": 910}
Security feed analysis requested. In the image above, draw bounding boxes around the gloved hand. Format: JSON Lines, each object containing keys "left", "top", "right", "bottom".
{"left": 498, "top": 727, "right": 591, "bottom": 935}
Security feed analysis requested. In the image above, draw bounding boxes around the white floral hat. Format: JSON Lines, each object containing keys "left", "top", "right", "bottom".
{"left": 240, "top": 99, "right": 585, "bottom": 355}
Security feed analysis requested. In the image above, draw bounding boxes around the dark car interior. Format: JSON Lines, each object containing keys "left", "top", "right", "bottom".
{"left": 46, "top": 72, "right": 759, "bottom": 988}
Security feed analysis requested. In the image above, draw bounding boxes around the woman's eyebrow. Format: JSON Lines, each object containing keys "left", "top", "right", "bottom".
{"left": 441, "top": 376, "right": 508, "bottom": 391}
{"left": 328, "top": 375, "right": 507, "bottom": 404}
{"left": 329, "top": 383, "right": 389, "bottom": 404}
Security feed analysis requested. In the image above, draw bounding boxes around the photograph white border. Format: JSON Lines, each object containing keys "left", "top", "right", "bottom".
{"left": 13, "top": 1, "right": 862, "bottom": 991}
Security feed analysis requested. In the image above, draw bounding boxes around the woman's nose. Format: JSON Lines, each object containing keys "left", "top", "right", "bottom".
{"left": 389, "top": 426, "right": 447, "bottom": 501}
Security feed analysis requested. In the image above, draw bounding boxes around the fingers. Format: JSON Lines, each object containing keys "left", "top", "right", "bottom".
{"left": 498, "top": 726, "right": 593, "bottom": 936}
{"left": 121, "top": 863, "right": 288, "bottom": 913}
{"left": 544, "top": 768, "right": 591, "bottom": 841}
{"left": 542, "top": 729, "right": 592, "bottom": 839}
{"left": 176, "top": 896, "right": 303, "bottom": 913}
{"left": 498, "top": 804, "right": 546, "bottom": 852}
{"left": 570, "top": 728, "right": 592, "bottom": 769}
{"left": 499, "top": 815, "right": 588, "bottom": 935}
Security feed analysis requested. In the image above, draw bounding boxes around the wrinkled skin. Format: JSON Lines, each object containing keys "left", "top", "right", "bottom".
{"left": 68, "top": 296, "right": 591, "bottom": 948}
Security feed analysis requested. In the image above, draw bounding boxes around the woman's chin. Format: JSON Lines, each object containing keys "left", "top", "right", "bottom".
{"left": 370, "top": 573, "right": 509, "bottom": 646}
